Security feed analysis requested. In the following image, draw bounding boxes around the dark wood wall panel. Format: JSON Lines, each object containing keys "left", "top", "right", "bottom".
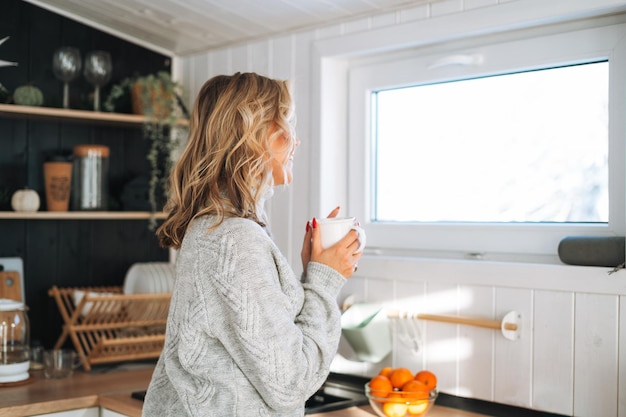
{"left": 1, "top": 0, "right": 170, "bottom": 349}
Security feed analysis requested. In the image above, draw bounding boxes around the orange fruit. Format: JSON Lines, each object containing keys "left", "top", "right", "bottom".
{"left": 388, "top": 391, "right": 404, "bottom": 399}
{"left": 400, "top": 380, "right": 429, "bottom": 401}
{"left": 390, "top": 367, "right": 414, "bottom": 389}
{"left": 379, "top": 366, "right": 394, "bottom": 378}
{"left": 369, "top": 375, "right": 393, "bottom": 398}
{"left": 407, "top": 400, "right": 429, "bottom": 416}
{"left": 414, "top": 370, "right": 437, "bottom": 389}
{"left": 382, "top": 399, "right": 408, "bottom": 417}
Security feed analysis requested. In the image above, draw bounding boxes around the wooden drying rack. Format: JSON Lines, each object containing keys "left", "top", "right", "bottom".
{"left": 387, "top": 309, "right": 521, "bottom": 341}
{"left": 49, "top": 285, "right": 171, "bottom": 371}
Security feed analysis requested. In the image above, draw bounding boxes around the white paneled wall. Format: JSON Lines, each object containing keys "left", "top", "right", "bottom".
{"left": 574, "top": 294, "right": 619, "bottom": 417}
{"left": 177, "top": 0, "right": 626, "bottom": 415}
{"left": 333, "top": 259, "right": 625, "bottom": 416}
{"left": 457, "top": 285, "right": 494, "bottom": 401}
{"left": 620, "top": 297, "right": 626, "bottom": 417}
{"left": 533, "top": 290, "right": 574, "bottom": 414}
{"left": 493, "top": 289, "right": 530, "bottom": 406}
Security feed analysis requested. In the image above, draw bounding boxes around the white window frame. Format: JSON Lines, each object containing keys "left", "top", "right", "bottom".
{"left": 347, "top": 19, "right": 626, "bottom": 261}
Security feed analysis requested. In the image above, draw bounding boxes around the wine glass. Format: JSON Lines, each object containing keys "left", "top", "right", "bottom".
{"left": 52, "top": 47, "right": 81, "bottom": 109}
{"left": 83, "top": 51, "right": 112, "bottom": 111}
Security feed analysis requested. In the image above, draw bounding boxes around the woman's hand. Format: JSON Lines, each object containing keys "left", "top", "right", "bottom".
{"left": 301, "top": 206, "right": 340, "bottom": 275}
{"left": 301, "top": 207, "right": 362, "bottom": 278}
{"left": 310, "top": 217, "right": 362, "bottom": 278}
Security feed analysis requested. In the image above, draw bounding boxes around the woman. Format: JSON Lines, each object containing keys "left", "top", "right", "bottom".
{"left": 143, "top": 72, "right": 362, "bottom": 416}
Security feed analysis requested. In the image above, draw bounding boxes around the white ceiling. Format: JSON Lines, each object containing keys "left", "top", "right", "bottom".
{"left": 23, "top": 0, "right": 428, "bottom": 56}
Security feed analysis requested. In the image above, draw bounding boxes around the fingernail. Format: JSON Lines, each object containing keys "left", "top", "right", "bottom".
{"left": 312, "top": 217, "right": 318, "bottom": 229}
{"left": 306, "top": 221, "right": 310, "bottom": 232}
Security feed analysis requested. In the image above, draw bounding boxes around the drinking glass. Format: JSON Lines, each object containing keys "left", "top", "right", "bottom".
{"left": 83, "top": 51, "right": 112, "bottom": 111}
{"left": 52, "top": 47, "right": 81, "bottom": 109}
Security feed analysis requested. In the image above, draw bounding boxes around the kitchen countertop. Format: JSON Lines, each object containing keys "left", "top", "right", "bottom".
{"left": 0, "top": 367, "right": 490, "bottom": 417}
{"left": 0, "top": 366, "right": 153, "bottom": 417}
{"left": 310, "top": 405, "right": 490, "bottom": 417}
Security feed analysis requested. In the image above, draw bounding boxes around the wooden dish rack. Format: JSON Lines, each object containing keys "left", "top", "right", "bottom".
{"left": 49, "top": 285, "right": 171, "bottom": 371}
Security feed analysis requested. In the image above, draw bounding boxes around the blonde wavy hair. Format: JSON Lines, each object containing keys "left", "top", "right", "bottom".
{"left": 156, "top": 72, "right": 296, "bottom": 249}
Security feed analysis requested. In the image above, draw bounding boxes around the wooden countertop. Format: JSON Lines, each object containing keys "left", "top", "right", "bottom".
{"left": 99, "top": 392, "right": 145, "bottom": 417}
{"left": 0, "top": 367, "right": 491, "bottom": 417}
{"left": 0, "top": 367, "right": 152, "bottom": 417}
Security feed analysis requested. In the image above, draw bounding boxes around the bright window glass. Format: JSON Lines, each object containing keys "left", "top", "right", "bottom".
{"left": 373, "top": 62, "right": 609, "bottom": 224}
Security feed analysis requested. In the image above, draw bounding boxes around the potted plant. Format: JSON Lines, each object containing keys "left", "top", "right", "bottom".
{"left": 104, "top": 71, "right": 188, "bottom": 229}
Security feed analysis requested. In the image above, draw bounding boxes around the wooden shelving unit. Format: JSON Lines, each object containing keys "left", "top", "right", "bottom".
{"left": 0, "top": 103, "right": 189, "bottom": 127}
{"left": 0, "top": 104, "right": 186, "bottom": 220}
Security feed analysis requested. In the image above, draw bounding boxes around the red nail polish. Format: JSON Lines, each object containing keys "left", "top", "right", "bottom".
{"left": 312, "top": 217, "right": 318, "bottom": 229}
{"left": 306, "top": 221, "right": 310, "bottom": 232}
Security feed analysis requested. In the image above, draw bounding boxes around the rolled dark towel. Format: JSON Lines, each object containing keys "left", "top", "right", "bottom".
{"left": 558, "top": 236, "right": 625, "bottom": 267}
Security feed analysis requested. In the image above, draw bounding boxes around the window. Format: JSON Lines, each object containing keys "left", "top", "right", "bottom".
{"left": 373, "top": 62, "right": 608, "bottom": 224}
{"left": 348, "top": 21, "right": 626, "bottom": 260}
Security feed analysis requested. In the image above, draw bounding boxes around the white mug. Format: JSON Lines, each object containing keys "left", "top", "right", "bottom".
{"left": 317, "top": 217, "right": 366, "bottom": 253}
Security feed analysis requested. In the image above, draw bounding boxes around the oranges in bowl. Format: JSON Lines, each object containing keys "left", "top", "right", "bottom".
{"left": 365, "top": 368, "right": 438, "bottom": 417}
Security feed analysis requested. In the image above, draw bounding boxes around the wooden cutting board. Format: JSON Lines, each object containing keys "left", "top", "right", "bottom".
{"left": 0, "top": 271, "right": 22, "bottom": 302}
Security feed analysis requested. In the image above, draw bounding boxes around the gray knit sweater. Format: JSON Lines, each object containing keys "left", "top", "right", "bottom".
{"left": 142, "top": 215, "right": 346, "bottom": 416}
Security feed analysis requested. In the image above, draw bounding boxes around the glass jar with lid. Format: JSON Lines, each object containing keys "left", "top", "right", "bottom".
{"left": 72, "top": 144, "right": 110, "bottom": 210}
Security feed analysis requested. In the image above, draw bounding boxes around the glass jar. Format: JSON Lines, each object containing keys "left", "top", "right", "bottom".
{"left": 0, "top": 299, "right": 30, "bottom": 383}
{"left": 72, "top": 144, "right": 110, "bottom": 210}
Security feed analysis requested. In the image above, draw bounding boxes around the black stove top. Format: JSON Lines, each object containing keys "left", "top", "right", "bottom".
{"left": 131, "top": 390, "right": 146, "bottom": 402}
{"left": 304, "top": 373, "right": 369, "bottom": 413}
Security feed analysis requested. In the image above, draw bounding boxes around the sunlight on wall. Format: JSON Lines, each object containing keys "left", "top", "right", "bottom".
{"left": 392, "top": 287, "right": 473, "bottom": 315}
{"left": 427, "top": 337, "right": 474, "bottom": 363}
{"left": 456, "top": 386, "right": 475, "bottom": 397}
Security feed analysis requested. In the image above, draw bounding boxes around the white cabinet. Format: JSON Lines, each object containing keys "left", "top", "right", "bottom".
{"left": 34, "top": 407, "right": 99, "bottom": 417}
{"left": 100, "top": 408, "right": 129, "bottom": 417}
{"left": 33, "top": 407, "right": 132, "bottom": 417}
